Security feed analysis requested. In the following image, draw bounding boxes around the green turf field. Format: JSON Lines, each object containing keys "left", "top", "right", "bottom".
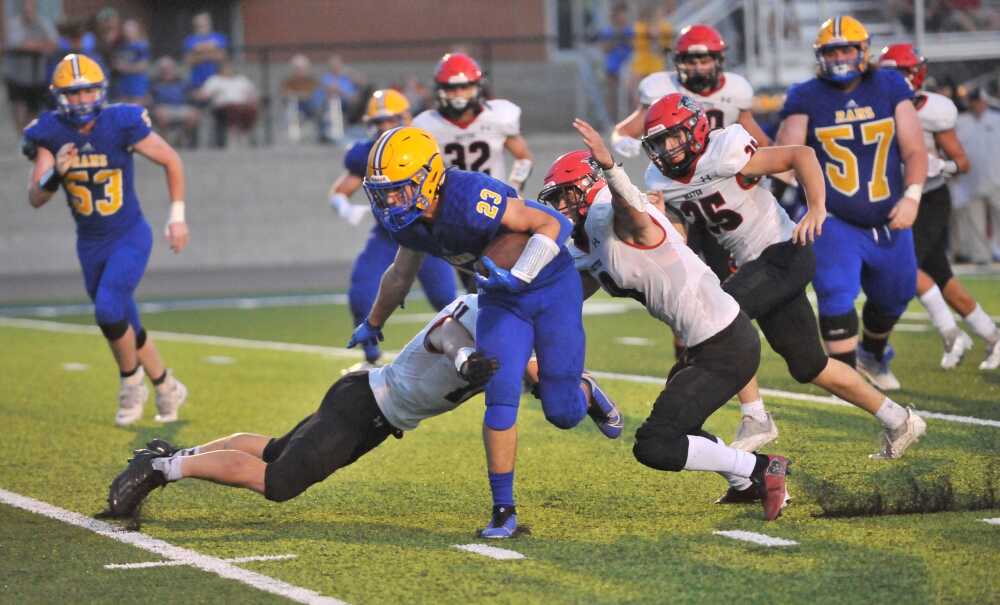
{"left": 1, "top": 278, "right": 999, "bottom": 604}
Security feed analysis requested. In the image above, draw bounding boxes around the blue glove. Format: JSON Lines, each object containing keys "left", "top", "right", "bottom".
{"left": 347, "top": 319, "right": 384, "bottom": 349}
{"left": 475, "top": 257, "right": 529, "bottom": 293}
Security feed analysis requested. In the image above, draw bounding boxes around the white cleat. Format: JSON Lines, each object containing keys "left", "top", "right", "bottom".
{"left": 856, "top": 345, "right": 901, "bottom": 391}
{"left": 116, "top": 380, "right": 149, "bottom": 426}
{"left": 154, "top": 373, "right": 187, "bottom": 423}
{"left": 870, "top": 407, "right": 927, "bottom": 460}
{"left": 980, "top": 339, "right": 1000, "bottom": 371}
{"left": 940, "top": 330, "right": 973, "bottom": 370}
{"left": 730, "top": 412, "right": 779, "bottom": 452}
{"left": 340, "top": 361, "right": 381, "bottom": 376}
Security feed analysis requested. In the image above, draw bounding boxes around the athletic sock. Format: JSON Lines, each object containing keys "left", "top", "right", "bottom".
{"left": 705, "top": 434, "right": 753, "bottom": 490}
{"left": 830, "top": 350, "right": 856, "bottom": 368}
{"left": 739, "top": 399, "right": 768, "bottom": 422}
{"left": 488, "top": 471, "right": 514, "bottom": 508}
{"left": 964, "top": 304, "right": 1000, "bottom": 344}
{"left": 151, "top": 455, "right": 184, "bottom": 481}
{"left": 919, "top": 285, "right": 958, "bottom": 337}
{"left": 177, "top": 446, "right": 200, "bottom": 456}
{"left": 120, "top": 366, "right": 144, "bottom": 386}
{"left": 684, "top": 435, "right": 758, "bottom": 477}
{"left": 861, "top": 333, "right": 889, "bottom": 361}
{"left": 875, "top": 397, "right": 908, "bottom": 430}
{"left": 151, "top": 369, "right": 168, "bottom": 387}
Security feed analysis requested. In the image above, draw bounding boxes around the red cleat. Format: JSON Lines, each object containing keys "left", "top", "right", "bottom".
{"left": 754, "top": 455, "right": 791, "bottom": 521}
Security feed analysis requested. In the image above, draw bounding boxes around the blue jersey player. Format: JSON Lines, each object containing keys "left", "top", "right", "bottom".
{"left": 776, "top": 17, "right": 927, "bottom": 391}
{"left": 349, "top": 126, "right": 623, "bottom": 538}
{"left": 23, "top": 54, "right": 190, "bottom": 426}
{"left": 326, "top": 89, "right": 457, "bottom": 368}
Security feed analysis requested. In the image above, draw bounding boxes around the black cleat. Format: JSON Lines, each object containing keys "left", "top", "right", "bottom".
{"left": 715, "top": 485, "right": 763, "bottom": 504}
{"left": 106, "top": 449, "right": 168, "bottom": 518}
{"left": 138, "top": 438, "right": 182, "bottom": 457}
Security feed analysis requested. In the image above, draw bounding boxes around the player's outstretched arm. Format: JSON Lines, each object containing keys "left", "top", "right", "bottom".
{"left": 611, "top": 104, "right": 646, "bottom": 157}
{"left": 890, "top": 100, "right": 928, "bottom": 230}
{"left": 426, "top": 315, "right": 500, "bottom": 387}
{"left": 478, "top": 198, "right": 569, "bottom": 292}
{"left": 134, "top": 132, "right": 189, "bottom": 253}
{"left": 27, "top": 144, "right": 64, "bottom": 209}
{"left": 742, "top": 145, "right": 827, "bottom": 244}
{"left": 327, "top": 173, "right": 369, "bottom": 226}
{"left": 504, "top": 135, "right": 533, "bottom": 193}
{"left": 366, "top": 246, "right": 423, "bottom": 328}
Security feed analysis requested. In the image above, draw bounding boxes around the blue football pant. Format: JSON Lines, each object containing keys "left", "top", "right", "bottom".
{"left": 77, "top": 218, "right": 152, "bottom": 334}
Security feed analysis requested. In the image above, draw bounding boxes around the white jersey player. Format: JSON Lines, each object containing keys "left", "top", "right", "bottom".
{"left": 413, "top": 52, "right": 533, "bottom": 192}
{"left": 611, "top": 24, "right": 770, "bottom": 158}
{"left": 878, "top": 44, "right": 998, "bottom": 371}
{"left": 537, "top": 119, "right": 791, "bottom": 521}
{"left": 640, "top": 93, "right": 926, "bottom": 461}
{"left": 104, "top": 294, "right": 501, "bottom": 517}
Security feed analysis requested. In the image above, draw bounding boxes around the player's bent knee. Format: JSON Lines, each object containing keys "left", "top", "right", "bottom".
{"left": 484, "top": 403, "right": 519, "bottom": 431}
{"left": 862, "top": 301, "right": 899, "bottom": 335}
{"left": 263, "top": 447, "right": 330, "bottom": 503}
{"left": 788, "top": 354, "right": 828, "bottom": 384}
{"left": 98, "top": 318, "right": 130, "bottom": 341}
{"left": 819, "top": 311, "right": 858, "bottom": 342}
{"left": 632, "top": 435, "right": 686, "bottom": 472}
{"left": 537, "top": 380, "right": 586, "bottom": 429}
{"left": 543, "top": 406, "right": 585, "bottom": 430}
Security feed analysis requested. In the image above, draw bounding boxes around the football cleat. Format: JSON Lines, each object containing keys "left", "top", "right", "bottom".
{"left": 730, "top": 412, "right": 779, "bottom": 452}
{"left": 115, "top": 379, "right": 149, "bottom": 427}
{"left": 940, "top": 330, "right": 973, "bottom": 370}
{"left": 106, "top": 449, "right": 168, "bottom": 518}
{"left": 980, "top": 339, "right": 1000, "bottom": 371}
{"left": 140, "top": 438, "right": 182, "bottom": 458}
{"left": 870, "top": 407, "right": 927, "bottom": 460}
{"left": 856, "top": 344, "right": 901, "bottom": 391}
{"left": 715, "top": 485, "right": 762, "bottom": 504}
{"left": 340, "top": 360, "right": 381, "bottom": 376}
{"left": 154, "top": 373, "right": 187, "bottom": 423}
{"left": 479, "top": 505, "right": 519, "bottom": 539}
{"left": 581, "top": 372, "right": 623, "bottom": 439}
{"left": 751, "top": 455, "right": 791, "bottom": 521}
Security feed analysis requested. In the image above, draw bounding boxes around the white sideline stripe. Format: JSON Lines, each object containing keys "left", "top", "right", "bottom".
{"left": 453, "top": 543, "right": 525, "bottom": 560}
{"left": 62, "top": 362, "right": 89, "bottom": 371}
{"left": 4, "top": 317, "right": 999, "bottom": 429}
{"left": 105, "top": 554, "right": 297, "bottom": 570}
{"left": 983, "top": 518, "right": 1000, "bottom": 525}
{"left": 0, "top": 488, "right": 346, "bottom": 605}
{"left": 616, "top": 336, "right": 654, "bottom": 346}
{"left": 713, "top": 530, "right": 798, "bottom": 547}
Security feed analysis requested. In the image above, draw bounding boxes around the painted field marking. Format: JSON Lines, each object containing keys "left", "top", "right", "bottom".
{"left": 203, "top": 355, "right": 237, "bottom": 365}
{"left": 105, "top": 553, "right": 297, "bottom": 570}
{"left": 4, "top": 317, "right": 998, "bottom": 430}
{"left": 983, "top": 518, "right": 1000, "bottom": 525}
{"left": 616, "top": 336, "right": 654, "bottom": 346}
{"left": 453, "top": 543, "right": 526, "bottom": 560}
{"left": 0, "top": 488, "right": 346, "bottom": 605}
{"left": 62, "top": 362, "right": 89, "bottom": 371}
{"left": 713, "top": 530, "right": 799, "bottom": 547}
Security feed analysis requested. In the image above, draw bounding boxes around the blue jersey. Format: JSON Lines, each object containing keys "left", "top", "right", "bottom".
{"left": 24, "top": 104, "right": 152, "bottom": 241}
{"left": 388, "top": 168, "right": 572, "bottom": 284}
{"left": 345, "top": 138, "right": 374, "bottom": 178}
{"left": 780, "top": 69, "right": 913, "bottom": 227}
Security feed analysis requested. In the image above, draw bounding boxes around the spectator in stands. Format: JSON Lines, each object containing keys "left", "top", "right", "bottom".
{"left": 942, "top": 0, "right": 1000, "bottom": 32}
{"left": 951, "top": 89, "right": 1000, "bottom": 263}
{"left": 597, "top": 2, "right": 633, "bottom": 119}
{"left": 183, "top": 12, "right": 228, "bottom": 90}
{"left": 4, "top": 0, "right": 57, "bottom": 132}
{"left": 94, "top": 7, "right": 121, "bottom": 86}
{"left": 111, "top": 19, "right": 150, "bottom": 104}
{"left": 319, "top": 54, "right": 363, "bottom": 141}
{"left": 151, "top": 56, "right": 200, "bottom": 148}
{"left": 628, "top": 1, "right": 673, "bottom": 104}
{"left": 194, "top": 60, "right": 259, "bottom": 148}
{"left": 281, "top": 53, "right": 323, "bottom": 143}
{"left": 49, "top": 17, "right": 105, "bottom": 83}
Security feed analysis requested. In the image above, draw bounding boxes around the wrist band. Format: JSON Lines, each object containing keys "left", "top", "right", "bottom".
{"left": 454, "top": 346, "right": 475, "bottom": 373}
{"left": 167, "top": 200, "right": 186, "bottom": 224}
{"left": 903, "top": 184, "right": 923, "bottom": 201}
{"left": 39, "top": 168, "right": 60, "bottom": 192}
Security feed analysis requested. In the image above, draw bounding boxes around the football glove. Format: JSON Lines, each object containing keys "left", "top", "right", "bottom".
{"left": 457, "top": 350, "right": 500, "bottom": 386}
{"left": 475, "top": 257, "right": 529, "bottom": 293}
{"left": 347, "top": 319, "right": 384, "bottom": 349}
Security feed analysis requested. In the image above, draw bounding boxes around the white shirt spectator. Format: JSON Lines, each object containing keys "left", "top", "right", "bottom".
{"left": 199, "top": 73, "right": 257, "bottom": 107}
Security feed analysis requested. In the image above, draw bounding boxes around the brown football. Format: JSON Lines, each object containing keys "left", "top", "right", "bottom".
{"left": 475, "top": 231, "right": 531, "bottom": 276}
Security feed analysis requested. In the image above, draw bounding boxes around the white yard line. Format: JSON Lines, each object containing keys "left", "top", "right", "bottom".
{"left": 982, "top": 518, "right": 1000, "bottom": 525}
{"left": 4, "top": 317, "right": 999, "bottom": 429}
{"left": 0, "top": 488, "right": 345, "bottom": 605}
{"left": 452, "top": 544, "right": 526, "bottom": 560}
{"left": 713, "top": 530, "right": 798, "bottom": 547}
{"left": 105, "top": 554, "right": 297, "bottom": 570}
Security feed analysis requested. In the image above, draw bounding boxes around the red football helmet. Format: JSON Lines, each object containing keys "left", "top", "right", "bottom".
{"left": 538, "top": 150, "right": 606, "bottom": 220}
{"left": 642, "top": 93, "right": 710, "bottom": 178}
{"left": 434, "top": 52, "right": 484, "bottom": 118}
{"left": 674, "top": 24, "right": 726, "bottom": 95}
{"left": 878, "top": 43, "right": 927, "bottom": 90}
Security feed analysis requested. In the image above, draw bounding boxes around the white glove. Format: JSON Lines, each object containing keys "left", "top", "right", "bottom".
{"left": 610, "top": 131, "right": 642, "bottom": 158}
{"left": 926, "top": 154, "right": 945, "bottom": 179}
{"left": 342, "top": 203, "right": 369, "bottom": 226}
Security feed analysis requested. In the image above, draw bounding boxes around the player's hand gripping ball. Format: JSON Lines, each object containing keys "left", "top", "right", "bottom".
{"left": 458, "top": 352, "right": 501, "bottom": 387}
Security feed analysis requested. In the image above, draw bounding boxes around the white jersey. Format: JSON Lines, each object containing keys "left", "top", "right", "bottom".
{"left": 916, "top": 91, "right": 959, "bottom": 192}
{"left": 644, "top": 124, "right": 795, "bottom": 266}
{"left": 412, "top": 99, "right": 521, "bottom": 178}
{"left": 638, "top": 71, "right": 753, "bottom": 130}
{"left": 571, "top": 189, "right": 740, "bottom": 347}
{"left": 368, "top": 294, "right": 479, "bottom": 431}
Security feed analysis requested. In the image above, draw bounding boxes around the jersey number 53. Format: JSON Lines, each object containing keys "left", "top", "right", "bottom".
{"left": 64, "top": 169, "right": 124, "bottom": 217}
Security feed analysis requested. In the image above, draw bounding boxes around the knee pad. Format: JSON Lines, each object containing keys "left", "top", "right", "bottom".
{"left": 632, "top": 434, "right": 687, "bottom": 472}
{"left": 537, "top": 380, "right": 587, "bottom": 430}
{"left": 484, "top": 403, "right": 518, "bottom": 431}
{"left": 135, "top": 328, "right": 147, "bottom": 350}
{"left": 786, "top": 353, "right": 828, "bottom": 384}
{"left": 862, "top": 301, "right": 898, "bottom": 336}
{"left": 923, "top": 259, "right": 953, "bottom": 292}
{"left": 98, "top": 318, "right": 129, "bottom": 341}
{"left": 819, "top": 311, "right": 858, "bottom": 342}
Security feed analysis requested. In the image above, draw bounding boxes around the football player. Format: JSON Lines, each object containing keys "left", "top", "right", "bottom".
{"left": 878, "top": 44, "right": 999, "bottom": 370}
{"left": 23, "top": 54, "right": 189, "bottom": 426}
{"left": 641, "top": 93, "right": 926, "bottom": 462}
{"left": 104, "top": 294, "right": 500, "bottom": 518}
{"left": 775, "top": 17, "right": 928, "bottom": 390}
{"left": 543, "top": 121, "right": 790, "bottom": 521}
{"left": 349, "top": 126, "right": 622, "bottom": 538}
{"left": 326, "top": 89, "right": 457, "bottom": 368}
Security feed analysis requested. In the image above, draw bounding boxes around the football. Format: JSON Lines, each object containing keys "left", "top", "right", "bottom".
{"left": 475, "top": 231, "right": 530, "bottom": 276}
